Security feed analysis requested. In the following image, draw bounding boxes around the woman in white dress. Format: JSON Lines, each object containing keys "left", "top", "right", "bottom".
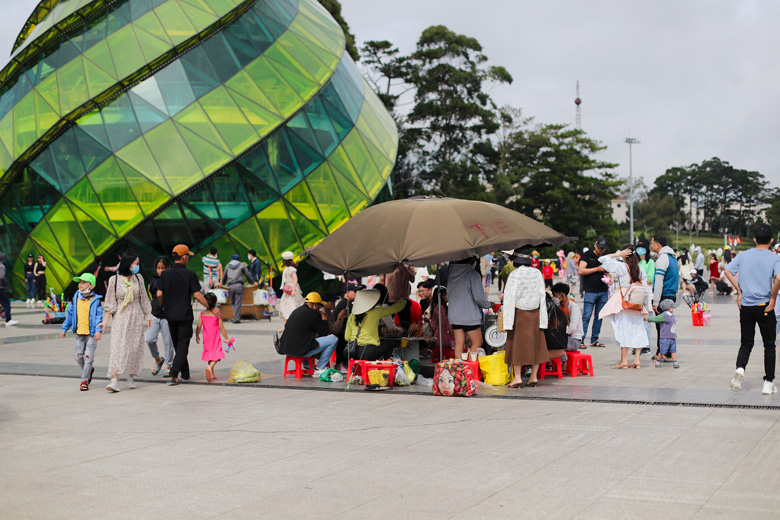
{"left": 598, "top": 246, "right": 649, "bottom": 369}
{"left": 278, "top": 251, "right": 303, "bottom": 324}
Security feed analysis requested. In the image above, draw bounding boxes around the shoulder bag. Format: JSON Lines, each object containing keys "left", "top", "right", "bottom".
{"left": 619, "top": 267, "right": 646, "bottom": 311}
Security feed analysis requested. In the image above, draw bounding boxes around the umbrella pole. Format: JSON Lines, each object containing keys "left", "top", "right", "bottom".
{"left": 437, "top": 289, "right": 442, "bottom": 362}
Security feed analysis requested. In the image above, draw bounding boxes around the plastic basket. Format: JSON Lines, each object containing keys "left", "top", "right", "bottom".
{"left": 363, "top": 362, "right": 398, "bottom": 387}
{"left": 692, "top": 310, "right": 704, "bottom": 326}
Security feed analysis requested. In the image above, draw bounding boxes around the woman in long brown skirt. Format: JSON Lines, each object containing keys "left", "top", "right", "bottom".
{"left": 502, "top": 246, "right": 549, "bottom": 387}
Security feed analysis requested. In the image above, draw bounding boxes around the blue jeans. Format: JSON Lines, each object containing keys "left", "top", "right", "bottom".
{"left": 581, "top": 291, "right": 609, "bottom": 344}
{"left": 303, "top": 335, "right": 338, "bottom": 370}
{"left": 25, "top": 273, "right": 35, "bottom": 300}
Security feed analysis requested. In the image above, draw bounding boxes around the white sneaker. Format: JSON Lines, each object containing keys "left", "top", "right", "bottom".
{"left": 762, "top": 380, "right": 777, "bottom": 395}
{"left": 25, "top": 299, "right": 30, "bottom": 308}
{"left": 106, "top": 378, "right": 120, "bottom": 392}
{"left": 312, "top": 368, "right": 326, "bottom": 379}
{"left": 127, "top": 377, "right": 137, "bottom": 389}
{"left": 5, "top": 320, "right": 18, "bottom": 326}
{"left": 730, "top": 368, "right": 745, "bottom": 392}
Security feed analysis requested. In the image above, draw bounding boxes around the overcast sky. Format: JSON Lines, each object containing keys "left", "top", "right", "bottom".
{"left": 4, "top": 0, "right": 779, "bottom": 189}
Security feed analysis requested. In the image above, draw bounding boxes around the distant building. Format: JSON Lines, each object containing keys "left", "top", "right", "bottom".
{"left": 611, "top": 198, "right": 628, "bottom": 224}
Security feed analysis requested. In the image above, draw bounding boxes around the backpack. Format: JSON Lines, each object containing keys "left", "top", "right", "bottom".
{"left": 433, "top": 359, "right": 476, "bottom": 397}
{"left": 620, "top": 268, "right": 646, "bottom": 311}
{"left": 273, "top": 330, "right": 283, "bottom": 354}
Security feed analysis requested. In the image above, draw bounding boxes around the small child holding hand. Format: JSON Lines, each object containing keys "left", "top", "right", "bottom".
{"left": 196, "top": 293, "right": 229, "bottom": 382}
{"left": 647, "top": 299, "right": 678, "bottom": 368}
{"left": 60, "top": 273, "right": 104, "bottom": 391}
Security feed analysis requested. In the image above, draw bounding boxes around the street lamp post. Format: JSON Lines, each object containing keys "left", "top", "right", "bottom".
{"left": 625, "top": 137, "right": 640, "bottom": 244}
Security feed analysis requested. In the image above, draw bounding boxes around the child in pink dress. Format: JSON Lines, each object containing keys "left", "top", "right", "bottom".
{"left": 196, "top": 293, "right": 229, "bottom": 382}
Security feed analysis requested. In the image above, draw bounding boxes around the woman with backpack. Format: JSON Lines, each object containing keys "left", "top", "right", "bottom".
{"left": 598, "top": 245, "right": 649, "bottom": 369}
{"left": 103, "top": 249, "right": 153, "bottom": 392}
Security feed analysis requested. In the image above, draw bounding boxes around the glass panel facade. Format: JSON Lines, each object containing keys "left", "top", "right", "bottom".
{"left": 1, "top": 0, "right": 397, "bottom": 295}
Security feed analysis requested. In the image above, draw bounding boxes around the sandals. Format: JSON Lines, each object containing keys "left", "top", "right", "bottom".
{"left": 205, "top": 367, "right": 215, "bottom": 382}
{"left": 654, "top": 359, "right": 662, "bottom": 368}
{"left": 673, "top": 361, "right": 680, "bottom": 369}
{"left": 628, "top": 363, "right": 640, "bottom": 369}
{"left": 163, "top": 367, "right": 171, "bottom": 378}
{"left": 151, "top": 358, "right": 165, "bottom": 376}
{"left": 525, "top": 381, "right": 538, "bottom": 387}
{"left": 508, "top": 381, "right": 523, "bottom": 389}
{"left": 590, "top": 342, "right": 606, "bottom": 348}
{"left": 80, "top": 382, "right": 88, "bottom": 391}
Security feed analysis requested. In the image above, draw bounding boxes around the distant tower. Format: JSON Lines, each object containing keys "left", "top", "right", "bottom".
{"left": 575, "top": 80, "right": 582, "bottom": 129}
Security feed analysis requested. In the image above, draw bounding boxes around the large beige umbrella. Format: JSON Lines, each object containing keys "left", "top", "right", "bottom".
{"left": 305, "top": 196, "right": 574, "bottom": 276}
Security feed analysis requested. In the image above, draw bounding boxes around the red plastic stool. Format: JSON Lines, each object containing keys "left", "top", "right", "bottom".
{"left": 362, "top": 362, "right": 398, "bottom": 387}
{"left": 538, "top": 357, "right": 563, "bottom": 379}
{"left": 431, "top": 347, "right": 455, "bottom": 364}
{"left": 569, "top": 353, "right": 594, "bottom": 378}
{"left": 565, "top": 351, "right": 582, "bottom": 375}
{"left": 283, "top": 356, "right": 315, "bottom": 379}
{"left": 347, "top": 359, "right": 367, "bottom": 382}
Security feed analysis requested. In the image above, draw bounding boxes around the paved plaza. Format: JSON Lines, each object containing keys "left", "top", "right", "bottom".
{"left": 2, "top": 292, "right": 780, "bottom": 519}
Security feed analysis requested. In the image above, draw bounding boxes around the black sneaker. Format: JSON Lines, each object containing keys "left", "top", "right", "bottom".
{"left": 640, "top": 348, "right": 651, "bottom": 355}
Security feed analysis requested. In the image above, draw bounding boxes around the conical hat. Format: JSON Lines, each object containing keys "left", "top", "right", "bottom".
{"left": 352, "top": 289, "right": 381, "bottom": 315}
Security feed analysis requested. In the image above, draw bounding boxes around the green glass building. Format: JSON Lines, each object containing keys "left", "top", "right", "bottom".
{"left": 0, "top": 0, "right": 397, "bottom": 296}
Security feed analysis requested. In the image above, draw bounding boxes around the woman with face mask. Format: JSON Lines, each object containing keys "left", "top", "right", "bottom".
{"left": 102, "top": 249, "right": 153, "bottom": 392}
{"left": 636, "top": 239, "right": 655, "bottom": 348}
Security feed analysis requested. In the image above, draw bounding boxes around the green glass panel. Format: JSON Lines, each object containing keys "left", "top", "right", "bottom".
{"left": 329, "top": 163, "right": 369, "bottom": 217}
{"left": 33, "top": 92, "right": 59, "bottom": 135}
{"left": 0, "top": 115, "right": 14, "bottom": 158}
{"left": 117, "top": 158, "right": 171, "bottom": 216}
{"left": 29, "top": 149, "right": 63, "bottom": 193}
{"left": 328, "top": 146, "right": 368, "bottom": 196}
{"left": 134, "top": 10, "right": 173, "bottom": 45}
{"left": 144, "top": 122, "right": 204, "bottom": 194}
{"left": 265, "top": 131, "right": 301, "bottom": 194}
{"left": 264, "top": 38, "right": 319, "bottom": 83}
{"left": 228, "top": 216, "right": 262, "bottom": 250}
{"left": 287, "top": 110, "right": 325, "bottom": 156}
{"left": 228, "top": 90, "right": 284, "bottom": 138}
{"left": 203, "top": 0, "right": 239, "bottom": 14}
{"left": 179, "top": 203, "right": 222, "bottom": 249}
{"left": 128, "top": 92, "right": 168, "bottom": 133}
{"left": 154, "top": 203, "right": 195, "bottom": 249}
{"left": 265, "top": 57, "right": 319, "bottom": 102}
{"left": 107, "top": 25, "right": 146, "bottom": 78}
{"left": 244, "top": 57, "right": 303, "bottom": 117}
{"left": 57, "top": 54, "right": 89, "bottom": 114}
{"left": 129, "top": 76, "right": 169, "bottom": 116}
{"left": 10, "top": 172, "right": 43, "bottom": 230}
{"left": 306, "top": 163, "right": 350, "bottom": 233}
{"left": 101, "top": 94, "right": 142, "bottom": 151}
{"left": 74, "top": 127, "right": 112, "bottom": 174}
{"left": 82, "top": 40, "right": 118, "bottom": 77}
{"left": 284, "top": 201, "right": 326, "bottom": 248}
{"left": 224, "top": 69, "right": 282, "bottom": 117}
{"left": 298, "top": 2, "right": 345, "bottom": 44}
{"left": 179, "top": 0, "right": 217, "bottom": 15}
{"left": 76, "top": 110, "right": 111, "bottom": 150}
{"left": 278, "top": 32, "right": 334, "bottom": 82}
{"left": 155, "top": 1, "right": 197, "bottom": 45}
{"left": 13, "top": 94, "right": 37, "bottom": 156}
{"left": 288, "top": 16, "right": 341, "bottom": 57}
{"left": 135, "top": 25, "right": 174, "bottom": 62}
{"left": 83, "top": 57, "right": 116, "bottom": 98}
{"left": 256, "top": 200, "right": 302, "bottom": 258}
{"left": 49, "top": 131, "right": 85, "bottom": 193}
{"left": 319, "top": 85, "right": 353, "bottom": 141}
{"left": 65, "top": 177, "right": 116, "bottom": 235}
{"left": 300, "top": 99, "right": 339, "bottom": 156}
{"left": 179, "top": 1, "right": 217, "bottom": 29}
{"left": 115, "top": 137, "right": 172, "bottom": 193}
{"left": 67, "top": 201, "right": 115, "bottom": 254}
{"left": 198, "top": 87, "right": 257, "bottom": 154}
{"left": 358, "top": 126, "right": 395, "bottom": 180}
{"left": 180, "top": 182, "right": 220, "bottom": 221}
{"left": 284, "top": 181, "right": 326, "bottom": 234}
{"left": 208, "top": 166, "right": 254, "bottom": 227}
{"left": 41, "top": 201, "right": 94, "bottom": 268}
{"left": 356, "top": 113, "right": 388, "bottom": 159}
{"left": 180, "top": 48, "right": 221, "bottom": 98}
{"left": 88, "top": 157, "right": 145, "bottom": 236}
{"left": 176, "top": 124, "right": 233, "bottom": 174}
{"left": 201, "top": 33, "right": 240, "bottom": 83}
{"left": 286, "top": 128, "right": 325, "bottom": 176}
{"left": 0, "top": 141, "right": 12, "bottom": 176}
{"left": 173, "top": 102, "right": 230, "bottom": 153}
{"left": 342, "top": 131, "right": 383, "bottom": 195}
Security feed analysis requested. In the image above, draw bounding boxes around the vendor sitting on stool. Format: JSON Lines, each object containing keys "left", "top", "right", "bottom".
{"left": 344, "top": 287, "right": 406, "bottom": 361}
{"left": 278, "top": 292, "right": 338, "bottom": 378}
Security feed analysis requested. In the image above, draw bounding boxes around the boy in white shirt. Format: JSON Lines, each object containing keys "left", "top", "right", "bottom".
{"left": 552, "top": 283, "right": 583, "bottom": 371}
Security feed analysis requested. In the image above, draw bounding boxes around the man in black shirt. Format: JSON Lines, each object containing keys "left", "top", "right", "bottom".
{"left": 157, "top": 244, "right": 213, "bottom": 385}
{"left": 279, "top": 292, "right": 338, "bottom": 378}
{"left": 578, "top": 237, "right": 609, "bottom": 348}
{"left": 417, "top": 279, "right": 435, "bottom": 315}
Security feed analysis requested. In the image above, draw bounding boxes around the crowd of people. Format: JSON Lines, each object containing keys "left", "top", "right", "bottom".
{"left": 3, "top": 223, "right": 780, "bottom": 397}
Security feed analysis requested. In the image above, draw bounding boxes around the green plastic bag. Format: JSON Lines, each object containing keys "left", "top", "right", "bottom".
{"left": 318, "top": 368, "right": 344, "bottom": 382}
{"left": 228, "top": 360, "right": 261, "bottom": 383}
{"left": 408, "top": 359, "right": 421, "bottom": 375}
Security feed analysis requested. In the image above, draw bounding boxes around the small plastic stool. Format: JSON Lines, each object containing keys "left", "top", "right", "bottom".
{"left": 283, "top": 356, "right": 315, "bottom": 379}
{"left": 565, "top": 351, "right": 582, "bottom": 375}
{"left": 538, "top": 357, "right": 563, "bottom": 379}
{"left": 568, "top": 353, "right": 593, "bottom": 377}
{"left": 347, "top": 359, "right": 367, "bottom": 382}
{"left": 431, "top": 347, "right": 455, "bottom": 364}
{"left": 362, "top": 362, "right": 398, "bottom": 387}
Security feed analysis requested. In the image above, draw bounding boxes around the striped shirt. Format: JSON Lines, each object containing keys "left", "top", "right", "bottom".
{"left": 202, "top": 255, "right": 220, "bottom": 281}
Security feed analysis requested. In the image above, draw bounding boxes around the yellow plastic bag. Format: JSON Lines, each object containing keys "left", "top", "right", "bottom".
{"left": 403, "top": 361, "right": 416, "bottom": 384}
{"left": 478, "top": 351, "right": 511, "bottom": 386}
{"left": 228, "top": 360, "right": 262, "bottom": 383}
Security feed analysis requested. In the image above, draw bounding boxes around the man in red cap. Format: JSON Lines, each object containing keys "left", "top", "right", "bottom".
{"left": 157, "top": 244, "right": 213, "bottom": 385}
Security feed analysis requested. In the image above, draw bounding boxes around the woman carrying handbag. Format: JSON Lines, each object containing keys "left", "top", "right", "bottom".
{"left": 597, "top": 246, "right": 649, "bottom": 369}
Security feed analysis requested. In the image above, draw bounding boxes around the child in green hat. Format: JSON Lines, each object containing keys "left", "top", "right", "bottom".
{"left": 60, "top": 273, "right": 104, "bottom": 391}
